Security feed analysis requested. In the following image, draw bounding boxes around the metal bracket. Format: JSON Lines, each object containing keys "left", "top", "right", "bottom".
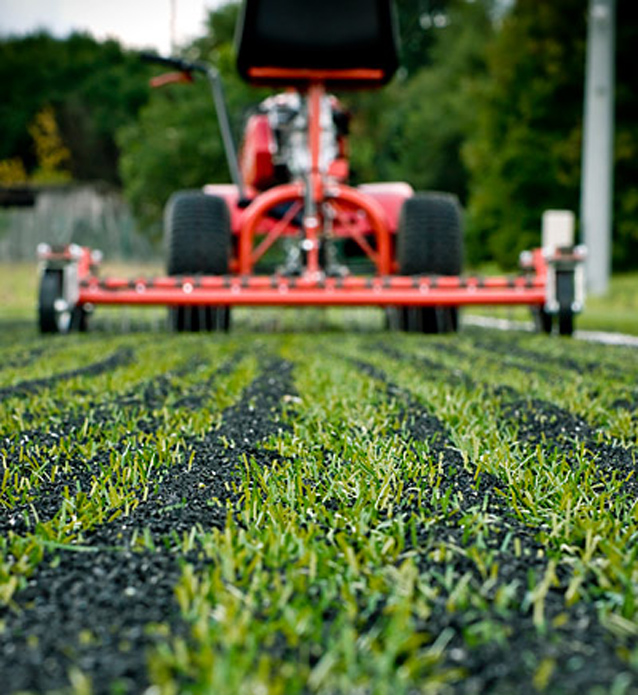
{"left": 544, "top": 246, "right": 587, "bottom": 315}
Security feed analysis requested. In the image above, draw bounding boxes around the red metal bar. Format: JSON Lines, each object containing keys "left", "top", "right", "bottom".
{"left": 247, "top": 67, "right": 385, "bottom": 82}
{"left": 239, "top": 183, "right": 304, "bottom": 274}
{"left": 303, "top": 83, "right": 324, "bottom": 276}
{"left": 238, "top": 186, "right": 393, "bottom": 276}
{"left": 83, "top": 275, "right": 545, "bottom": 291}
{"left": 303, "top": 215, "right": 322, "bottom": 277}
{"left": 329, "top": 185, "right": 392, "bottom": 275}
{"left": 308, "top": 83, "right": 323, "bottom": 202}
{"left": 328, "top": 200, "right": 378, "bottom": 265}
{"left": 79, "top": 284, "right": 546, "bottom": 307}
{"left": 251, "top": 200, "right": 303, "bottom": 265}
{"left": 81, "top": 274, "right": 545, "bottom": 292}
{"left": 150, "top": 72, "right": 194, "bottom": 88}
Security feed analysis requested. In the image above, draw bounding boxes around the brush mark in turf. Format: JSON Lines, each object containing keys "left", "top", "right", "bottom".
{"left": 0, "top": 348, "right": 134, "bottom": 401}
{"left": 0, "top": 358, "right": 297, "bottom": 695}
{"left": 350, "top": 357, "right": 634, "bottom": 695}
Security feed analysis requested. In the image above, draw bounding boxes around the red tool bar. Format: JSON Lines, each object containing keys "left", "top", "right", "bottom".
{"left": 79, "top": 285, "right": 546, "bottom": 307}
{"left": 81, "top": 275, "right": 544, "bottom": 292}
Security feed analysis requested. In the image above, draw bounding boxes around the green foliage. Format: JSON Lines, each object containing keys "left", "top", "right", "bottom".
{"left": 328, "top": 0, "right": 493, "bottom": 200}
{"left": 387, "top": 0, "right": 493, "bottom": 199}
{"left": 612, "top": 0, "right": 638, "bottom": 269}
{"left": 0, "top": 32, "right": 152, "bottom": 183}
{"left": 462, "top": 0, "right": 587, "bottom": 268}
{"left": 394, "top": 0, "right": 456, "bottom": 76}
{"left": 28, "top": 105, "right": 72, "bottom": 184}
{"left": 463, "top": 0, "right": 638, "bottom": 270}
{"left": 118, "top": 3, "right": 268, "bottom": 232}
{"left": 117, "top": 69, "right": 230, "bottom": 232}
{"left": 0, "top": 158, "right": 28, "bottom": 185}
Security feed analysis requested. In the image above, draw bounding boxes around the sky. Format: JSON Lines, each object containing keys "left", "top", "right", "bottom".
{"left": 0, "top": 0, "right": 226, "bottom": 55}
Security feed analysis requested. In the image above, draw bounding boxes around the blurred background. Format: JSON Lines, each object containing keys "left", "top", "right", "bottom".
{"left": 0, "top": 0, "right": 636, "bottom": 329}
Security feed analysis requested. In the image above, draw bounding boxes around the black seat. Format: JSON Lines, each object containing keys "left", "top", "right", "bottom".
{"left": 235, "top": 0, "right": 399, "bottom": 89}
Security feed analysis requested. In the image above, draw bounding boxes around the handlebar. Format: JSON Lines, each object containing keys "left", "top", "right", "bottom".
{"left": 140, "top": 52, "right": 207, "bottom": 75}
{"left": 139, "top": 51, "right": 247, "bottom": 200}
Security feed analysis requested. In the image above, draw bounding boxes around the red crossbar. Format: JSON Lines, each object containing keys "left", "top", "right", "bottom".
{"left": 78, "top": 275, "right": 545, "bottom": 307}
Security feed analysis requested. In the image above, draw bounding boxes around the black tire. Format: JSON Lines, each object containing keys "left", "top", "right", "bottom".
{"left": 165, "top": 190, "right": 231, "bottom": 332}
{"left": 558, "top": 310, "right": 574, "bottom": 337}
{"left": 72, "top": 306, "right": 89, "bottom": 332}
{"left": 38, "top": 270, "right": 72, "bottom": 334}
{"left": 556, "top": 269, "right": 575, "bottom": 337}
{"left": 532, "top": 307, "right": 574, "bottom": 336}
{"left": 533, "top": 307, "right": 553, "bottom": 334}
{"left": 170, "top": 305, "right": 231, "bottom": 332}
{"left": 394, "top": 192, "right": 463, "bottom": 334}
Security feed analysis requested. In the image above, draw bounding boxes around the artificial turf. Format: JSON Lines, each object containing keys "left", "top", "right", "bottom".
{"left": 0, "top": 318, "right": 637, "bottom": 694}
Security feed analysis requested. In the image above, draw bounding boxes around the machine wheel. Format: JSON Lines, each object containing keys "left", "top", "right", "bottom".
{"left": 558, "top": 310, "right": 574, "bottom": 337}
{"left": 532, "top": 307, "right": 574, "bottom": 336}
{"left": 556, "top": 269, "right": 576, "bottom": 337}
{"left": 394, "top": 192, "right": 463, "bottom": 334}
{"left": 165, "top": 190, "right": 231, "bottom": 332}
{"left": 169, "top": 305, "right": 231, "bottom": 332}
{"left": 39, "top": 270, "right": 72, "bottom": 334}
{"left": 533, "top": 307, "right": 553, "bottom": 334}
{"left": 72, "top": 306, "right": 89, "bottom": 332}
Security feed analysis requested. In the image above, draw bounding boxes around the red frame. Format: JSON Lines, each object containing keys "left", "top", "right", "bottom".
{"left": 46, "top": 80, "right": 554, "bottom": 315}
{"left": 77, "top": 273, "right": 546, "bottom": 308}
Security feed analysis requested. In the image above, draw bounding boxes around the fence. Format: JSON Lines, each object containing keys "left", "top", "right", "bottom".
{"left": 0, "top": 183, "right": 159, "bottom": 262}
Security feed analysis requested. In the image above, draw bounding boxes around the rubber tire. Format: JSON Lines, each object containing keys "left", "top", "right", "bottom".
{"left": 533, "top": 307, "right": 553, "bottom": 334}
{"left": 165, "top": 190, "right": 231, "bottom": 332}
{"left": 170, "top": 304, "right": 231, "bottom": 332}
{"left": 558, "top": 310, "right": 574, "bottom": 337}
{"left": 394, "top": 192, "right": 463, "bottom": 334}
{"left": 556, "top": 270, "right": 575, "bottom": 337}
{"left": 39, "top": 270, "right": 72, "bottom": 334}
{"left": 72, "top": 306, "right": 89, "bottom": 332}
{"left": 532, "top": 307, "right": 574, "bottom": 336}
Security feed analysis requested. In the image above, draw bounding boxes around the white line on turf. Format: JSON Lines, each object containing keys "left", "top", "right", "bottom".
{"left": 462, "top": 315, "right": 638, "bottom": 348}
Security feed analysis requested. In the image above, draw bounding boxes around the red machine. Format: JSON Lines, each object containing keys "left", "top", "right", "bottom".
{"left": 37, "top": 0, "right": 585, "bottom": 335}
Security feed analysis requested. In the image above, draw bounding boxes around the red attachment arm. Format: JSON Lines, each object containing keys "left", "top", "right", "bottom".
{"left": 150, "top": 72, "right": 194, "bottom": 88}
{"left": 239, "top": 183, "right": 305, "bottom": 275}
{"left": 78, "top": 274, "right": 547, "bottom": 308}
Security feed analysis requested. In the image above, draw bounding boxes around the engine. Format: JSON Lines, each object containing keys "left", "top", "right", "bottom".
{"left": 240, "top": 92, "right": 349, "bottom": 190}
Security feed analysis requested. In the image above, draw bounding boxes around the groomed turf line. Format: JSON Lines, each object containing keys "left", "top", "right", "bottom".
{"left": 0, "top": 358, "right": 295, "bottom": 695}
{"left": 350, "top": 358, "right": 634, "bottom": 694}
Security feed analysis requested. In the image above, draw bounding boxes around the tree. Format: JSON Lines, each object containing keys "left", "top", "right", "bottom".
{"left": 463, "top": 0, "right": 638, "bottom": 270}
{"left": 0, "top": 32, "right": 152, "bottom": 183}
{"left": 388, "top": 0, "right": 493, "bottom": 199}
{"left": 347, "top": 0, "right": 493, "bottom": 202}
{"left": 613, "top": 0, "right": 638, "bottom": 269}
{"left": 462, "top": 0, "right": 588, "bottom": 268}
{"left": 28, "top": 106, "right": 72, "bottom": 183}
{"left": 394, "top": 0, "right": 454, "bottom": 76}
{"left": 118, "top": 2, "right": 267, "bottom": 233}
